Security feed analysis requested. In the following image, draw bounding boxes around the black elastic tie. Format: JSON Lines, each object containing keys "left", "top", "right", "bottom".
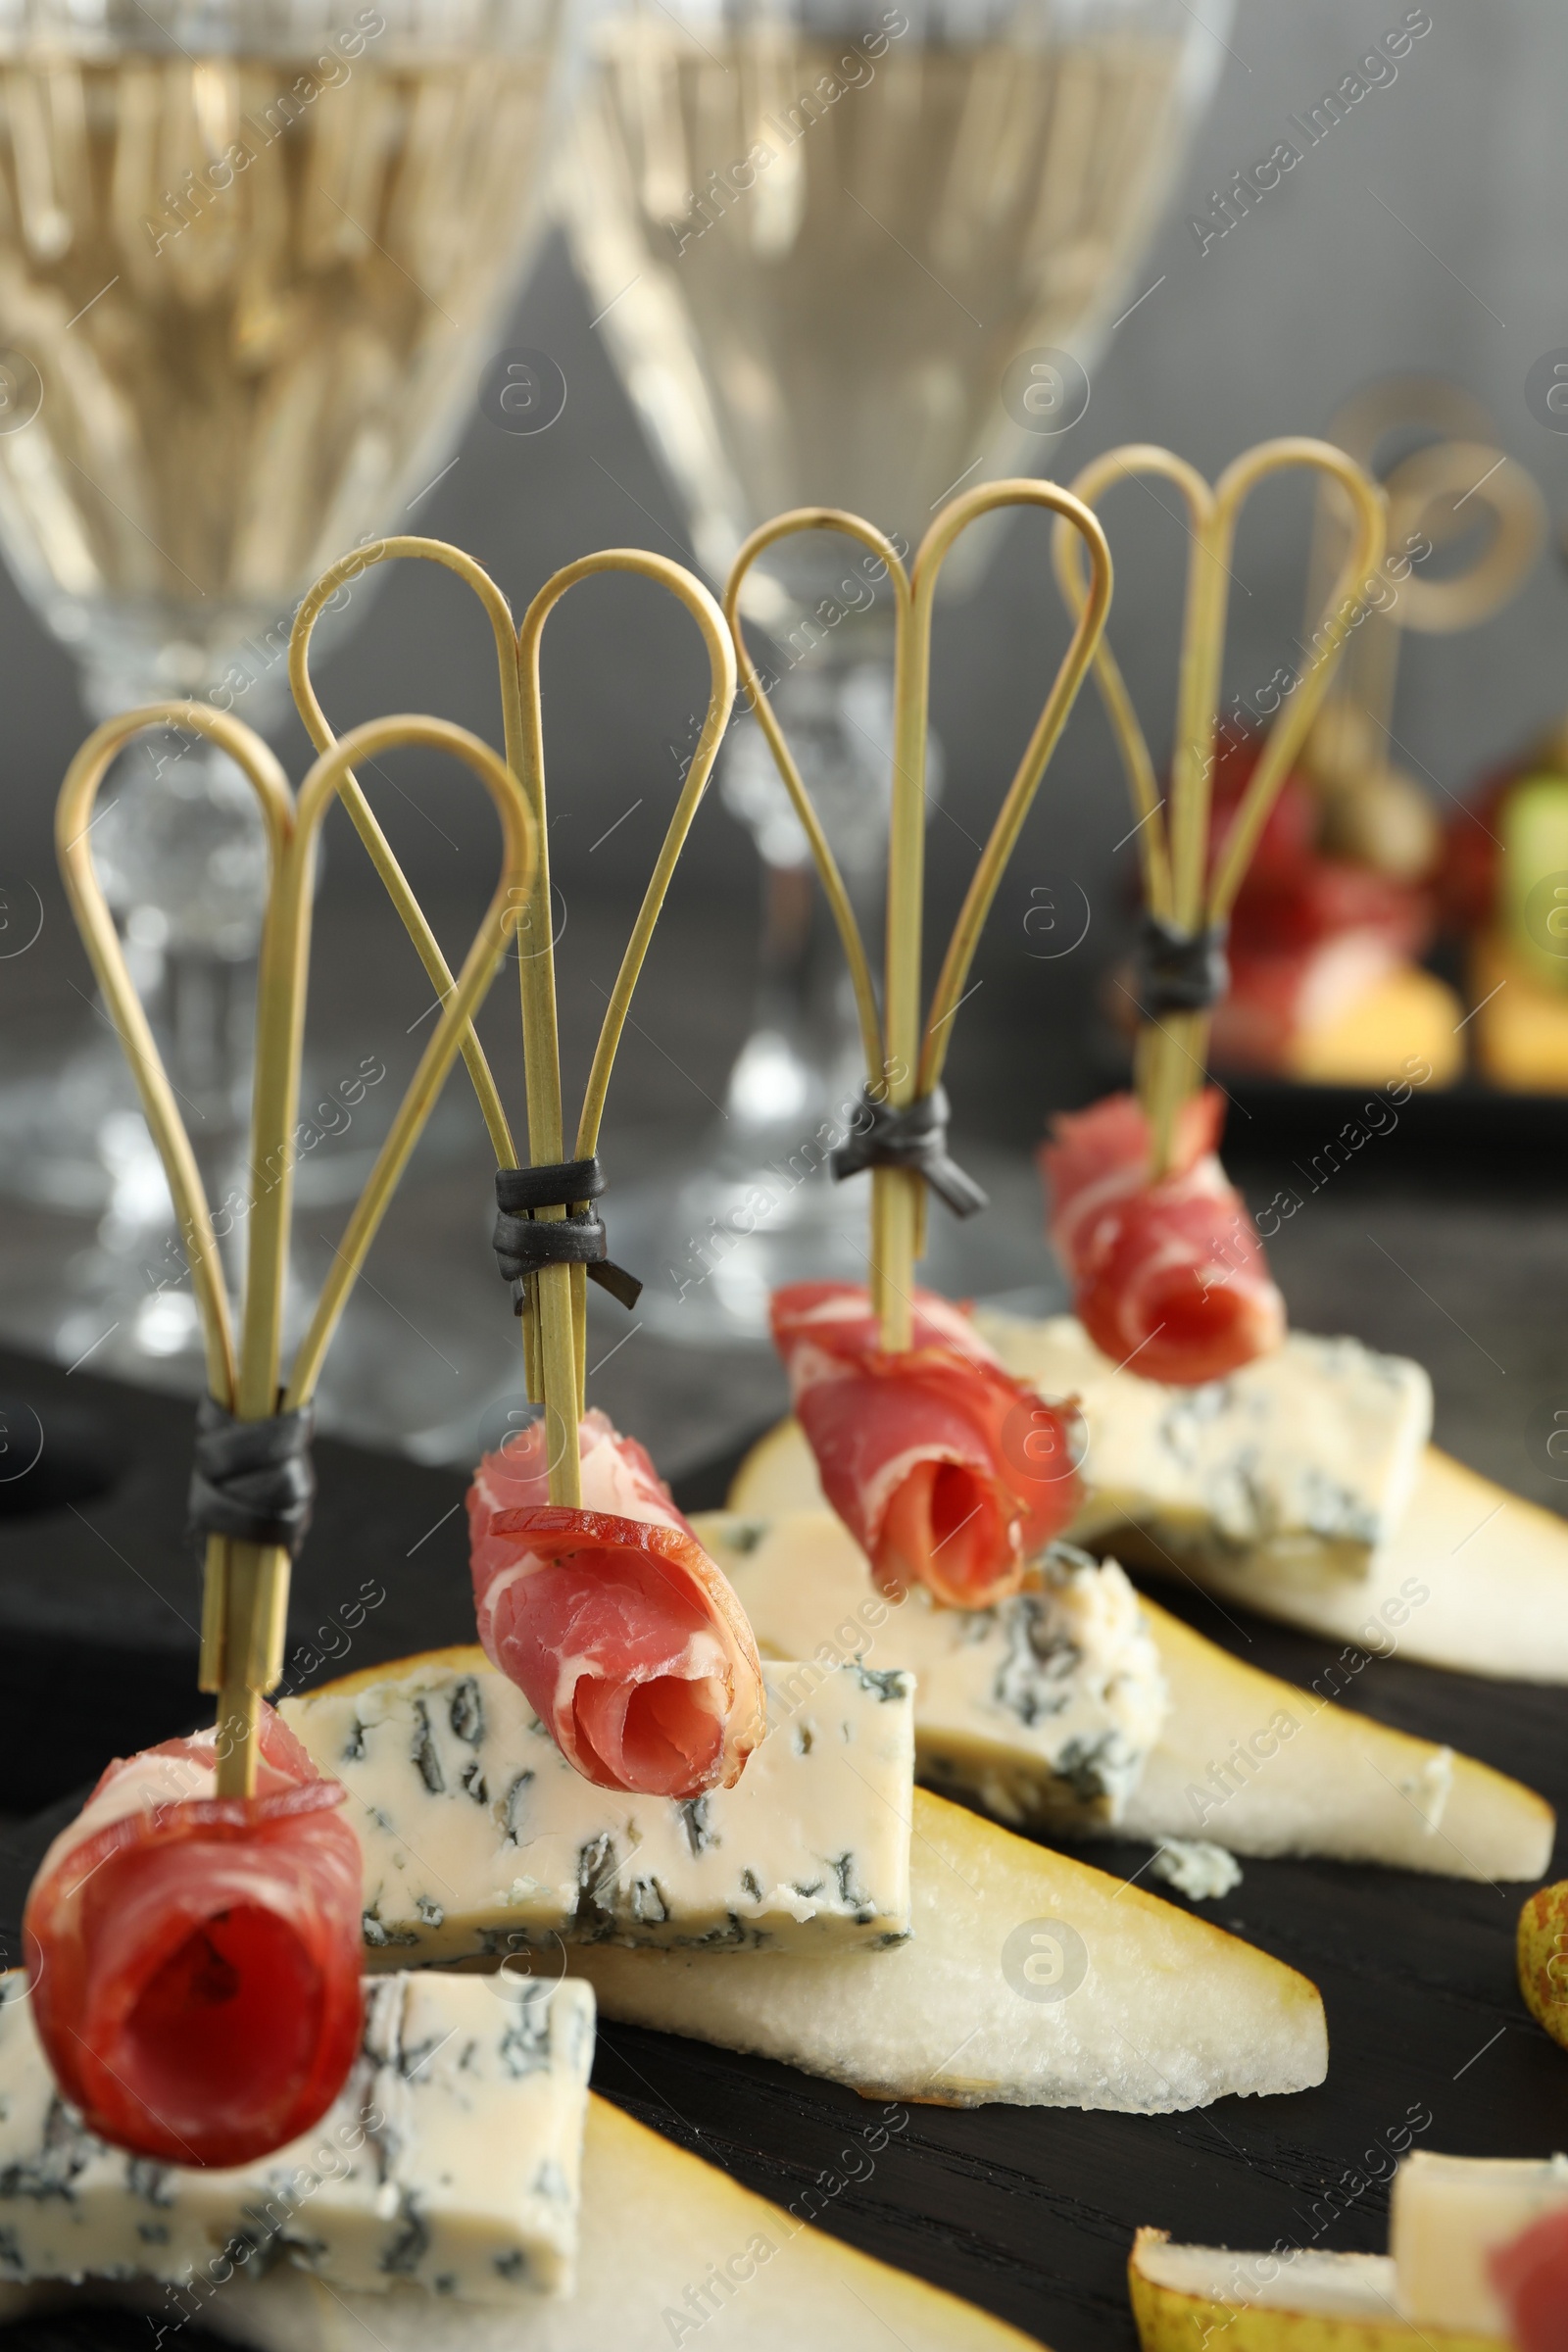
{"left": 493, "top": 1156, "right": 643, "bottom": 1312}
{"left": 828, "top": 1085, "right": 989, "bottom": 1219}
{"left": 1137, "top": 913, "right": 1230, "bottom": 1015}
{"left": 187, "top": 1396, "right": 316, "bottom": 1556}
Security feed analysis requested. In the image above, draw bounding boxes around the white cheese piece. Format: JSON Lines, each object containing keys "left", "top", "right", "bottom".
{"left": 975, "top": 1314, "right": 1434, "bottom": 1586}
{"left": 13, "top": 2095, "right": 1040, "bottom": 2352}
{"left": 705, "top": 1513, "right": 1168, "bottom": 1835}
{"left": 568, "top": 1787, "right": 1328, "bottom": 2113}
{"left": 1147, "top": 1839, "right": 1243, "bottom": 1901}
{"left": 0, "top": 1967, "right": 594, "bottom": 2303}
{"left": 698, "top": 1509, "right": 1554, "bottom": 1882}
{"left": 282, "top": 1656, "right": 913, "bottom": 1957}
{"left": 1392, "top": 2151, "right": 1568, "bottom": 2335}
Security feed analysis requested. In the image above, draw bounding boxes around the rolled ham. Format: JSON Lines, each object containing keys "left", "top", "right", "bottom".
{"left": 468, "top": 1410, "right": 765, "bottom": 1799}
{"left": 24, "top": 1706, "right": 362, "bottom": 2168}
{"left": 769, "top": 1282, "right": 1084, "bottom": 1608}
{"left": 1040, "top": 1088, "right": 1285, "bottom": 1385}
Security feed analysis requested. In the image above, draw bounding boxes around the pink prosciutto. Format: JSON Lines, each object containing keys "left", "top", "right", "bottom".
{"left": 24, "top": 1706, "right": 362, "bottom": 2168}
{"left": 1039, "top": 1088, "right": 1285, "bottom": 1385}
{"left": 769, "top": 1281, "right": 1083, "bottom": 1608}
{"left": 1492, "top": 2207, "right": 1568, "bottom": 2352}
{"left": 469, "top": 1410, "right": 764, "bottom": 1797}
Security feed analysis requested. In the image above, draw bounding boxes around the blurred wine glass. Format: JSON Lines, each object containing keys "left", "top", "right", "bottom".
{"left": 560, "top": 0, "right": 1232, "bottom": 1339}
{"left": 0, "top": 0, "right": 564, "bottom": 1377}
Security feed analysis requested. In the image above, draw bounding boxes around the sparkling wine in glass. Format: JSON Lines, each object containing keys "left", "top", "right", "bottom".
{"left": 559, "top": 0, "right": 1232, "bottom": 1338}
{"left": 0, "top": 0, "right": 563, "bottom": 1379}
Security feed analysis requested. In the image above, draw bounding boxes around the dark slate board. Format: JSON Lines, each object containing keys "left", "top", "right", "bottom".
{"left": 0, "top": 1344, "right": 1563, "bottom": 2352}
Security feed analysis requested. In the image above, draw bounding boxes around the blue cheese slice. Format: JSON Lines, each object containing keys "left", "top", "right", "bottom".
{"left": 972, "top": 1315, "right": 1430, "bottom": 1586}
{"left": 731, "top": 1322, "right": 1432, "bottom": 1589}
{"left": 698, "top": 1510, "right": 1553, "bottom": 1882}
{"left": 281, "top": 1656, "right": 913, "bottom": 1958}
{"left": 703, "top": 1513, "right": 1168, "bottom": 1835}
{"left": 0, "top": 1968, "right": 594, "bottom": 2303}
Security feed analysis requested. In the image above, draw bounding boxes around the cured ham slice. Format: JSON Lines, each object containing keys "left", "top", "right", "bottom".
{"left": 1493, "top": 2208, "right": 1568, "bottom": 2352}
{"left": 1040, "top": 1089, "right": 1285, "bottom": 1386}
{"left": 469, "top": 1410, "right": 765, "bottom": 1798}
{"left": 769, "top": 1282, "right": 1083, "bottom": 1608}
{"left": 24, "top": 1706, "right": 361, "bottom": 2169}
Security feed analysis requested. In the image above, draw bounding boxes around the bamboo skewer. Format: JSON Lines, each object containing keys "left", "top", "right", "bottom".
{"left": 59, "top": 702, "right": 538, "bottom": 1795}
{"left": 290, "top": 542, "right": 737, "bottom": 1513}
{"left": 725, "top": 482, "right": 1113, "bottom": 1355}
{"left": 1054, "top": 439, "right": 1387, "bottom": 1178}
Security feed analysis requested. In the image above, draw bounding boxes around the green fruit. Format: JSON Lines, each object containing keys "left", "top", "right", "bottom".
{"left": 1518, "top": 1881, "right": 1568, "bottom": 2046}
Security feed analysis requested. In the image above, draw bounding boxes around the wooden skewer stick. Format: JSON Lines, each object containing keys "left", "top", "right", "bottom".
{"left": 725, "top": 482, "right": 1113, "bottom": 1354}
{"left": 59, "top": 703, "right": 537, "bottom": 1795}
{"left": 1055, "top": 438, "right": 1386, "bottom": 1179}
{"left": 292, "top": 543, "right": 736, "bottom": 1510}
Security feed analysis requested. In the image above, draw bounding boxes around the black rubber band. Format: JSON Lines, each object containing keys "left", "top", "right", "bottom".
{"left": 493, "top": 1158, "right": 643, "bottom": 1312}
{"left": 828, "top": 1085, "right": 989, "bottom": 1220}
{"left": 495, "top": 1158, "right": 606, "bottom": 1212}
{"left": 187, "top": 1396, "right": 316, "bottom": 1556}
{"left": 1137, "top": 913, "right": 1231, "bottom": 1016}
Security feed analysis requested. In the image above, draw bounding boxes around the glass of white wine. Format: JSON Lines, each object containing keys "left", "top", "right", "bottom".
{"left": 0, "top": 0, "right": 563, "bottom": 1373}
{"left": 560, "top": 0, "right": 1231, "bottom": 1341}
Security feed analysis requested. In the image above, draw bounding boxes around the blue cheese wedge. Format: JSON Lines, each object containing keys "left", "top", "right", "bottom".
{"left": 698, "top": 1510, "right": 1553, "bottom": 1882}
{"left": 0, "top": 1968, "right": 594, "bottom": 2303}
{"left": 736, "top": 1321, "right": 1434, "bottom": 1591}
{"left": 703, "top": 1514, "right": 1168, "bottom": 1835}
{"left": 282, "top": 1655, "right": 913, "bottom": 1958}
{"left": 977, "top": 1314, "right": 1433, "bottom": 1586}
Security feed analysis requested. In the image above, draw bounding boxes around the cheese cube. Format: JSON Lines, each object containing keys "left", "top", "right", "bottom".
{"left": 977, "top": 1314, "right": 1433, "bottom": 1587}
{"left": 1393, "top": 2151, "right": 1568, "bottom": 2335}
{"left": 0, "top": 1968, "right": 594, "bottom": 2303}
{"left": 703, "top": 1513, "right": 1168, "bottom": 1835}
{"left": 281, "top": 1657, "right": 913, "bottom": 1958}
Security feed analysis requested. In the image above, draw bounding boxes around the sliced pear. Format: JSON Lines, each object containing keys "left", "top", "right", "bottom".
{"left": 1176, "top": 1446, "right": 1568, "bottom": 1685}
{"left": 1124, "top": 1596, "right": 1552, "bottom": 1882}
{"left": 16, "top": 2097, "right": 1041, "bottom": 2352}
{"left": 569, "top": 1787, "right": 1326, "bottom": 2112}
{"left": 698, "top": 1508, "right": 1553, "bottom": 1883}
{"left": 1128, "top": 2229, "right": 1504, "bottom": 2352}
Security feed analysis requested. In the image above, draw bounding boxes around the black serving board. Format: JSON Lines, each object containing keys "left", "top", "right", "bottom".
{"left": 0, "top": 1344, "right": 1564, "bottom": 2352}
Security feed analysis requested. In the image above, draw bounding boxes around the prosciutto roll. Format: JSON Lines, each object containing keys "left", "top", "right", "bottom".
{"left": 24, "top": 1706, "right": 362, "bottom": 2168}
{"left": 469, "top": 1410, "right": 765, "bottom": 1799}
{"left": 1040, "top": 1088, "right": 1285, "bottom": 1385}
{"left": 769, "top": 1282, "right": 1084, "bottom": 1608}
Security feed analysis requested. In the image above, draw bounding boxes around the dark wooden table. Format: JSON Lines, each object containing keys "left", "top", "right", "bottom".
{"left": 0, "top": 1336, "right": 1564, "bottom": 2352}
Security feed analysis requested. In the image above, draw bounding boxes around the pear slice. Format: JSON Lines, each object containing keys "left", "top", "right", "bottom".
{"left": 1166, "top": 1446, "right": 1568, "bottom": 1685}
{"left": 1127, "top": 2229, "right": 1504, "bottom": 2352}
{"left": 3, "top": 2097, "right": 1042, "bottom": 2352}
{"left": 697, "top": 1508, "right": 1553, "bottom": 1884}
{"left": 569, "top": 1786, "right": 1326, "bottom": 2112}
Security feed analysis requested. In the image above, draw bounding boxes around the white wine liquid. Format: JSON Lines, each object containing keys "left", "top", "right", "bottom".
{"left": 0, "top": 43, "right": 552, "bottom": 684}
{"left": 565, "top": 24, "right": 1184, "bottom": 575}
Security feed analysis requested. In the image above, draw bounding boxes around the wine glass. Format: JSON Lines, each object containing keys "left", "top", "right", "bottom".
{"left": 558, "top": 0, "right": 1232, "bottom": 1339}
{"left": 0, "top": 0, "right": 564, "bottom": 1376}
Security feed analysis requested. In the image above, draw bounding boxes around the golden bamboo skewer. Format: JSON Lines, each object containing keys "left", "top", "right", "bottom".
{"left": 291, "top": 542, "right": 736, "bottom": 1510}
{"left": 1054, "top": 438, "right": 1386, "bottom": 1178}
{"left": 725, "top": 481, "right": 1113, "bottom": 1354}
{"left": 59, "top": 702, "right": 537, "bottom": 1795}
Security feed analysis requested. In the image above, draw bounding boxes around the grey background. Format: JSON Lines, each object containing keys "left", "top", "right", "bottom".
{"left": 1, "top": 0, "right": 1563, "bottom": 1147}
